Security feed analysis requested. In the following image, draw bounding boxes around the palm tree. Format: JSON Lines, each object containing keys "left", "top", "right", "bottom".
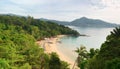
{"left": 111, "top": 27, "right": 120, "bottom": 37}
{"left": 72, "top": 45, "right": 87, "bottom": 69}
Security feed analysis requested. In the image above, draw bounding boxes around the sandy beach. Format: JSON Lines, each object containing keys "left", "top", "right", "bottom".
{"left": 36, "top": 35, "right": 79, "bottom": 69}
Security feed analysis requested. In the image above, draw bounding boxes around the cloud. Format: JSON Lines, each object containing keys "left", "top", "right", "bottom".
{"left": 86, "top": 0, "right": 120, "bottom": 23}
{"left": 101, "top": 0, "right": 120, "bottom": 8}
{"left": 0, "top": 0, "right": 120, "bottom": 23}
{"left": 90, "top": 0, "right": 120, "bottom": 9}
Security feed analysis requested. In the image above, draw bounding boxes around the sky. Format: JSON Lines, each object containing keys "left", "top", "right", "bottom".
{"left": 0, "top": 0, "right": 120, "bottom": 24}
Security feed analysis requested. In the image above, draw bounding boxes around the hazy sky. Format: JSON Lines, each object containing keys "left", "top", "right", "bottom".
{"left": 0, "top": 0, "right": 120, "bottom": 24}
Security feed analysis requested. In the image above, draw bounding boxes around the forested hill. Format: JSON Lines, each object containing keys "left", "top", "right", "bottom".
{"left": 0, "top": 14, "right": 80, "bottom": 40}
{"left": 0, "top": 14, "right": 79, "bottom": 69}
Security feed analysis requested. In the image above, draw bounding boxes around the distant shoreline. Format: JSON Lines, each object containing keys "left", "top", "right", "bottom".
{"left": 80, "top": 34, "right": 90, "bottom": 37}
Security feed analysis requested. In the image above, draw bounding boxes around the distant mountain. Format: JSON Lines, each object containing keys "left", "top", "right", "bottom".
{"left": 70, "top": 17, "right": 119, "bottom": 28}
{"left": 40, "top": 17, "right": 119, "bottom": 28}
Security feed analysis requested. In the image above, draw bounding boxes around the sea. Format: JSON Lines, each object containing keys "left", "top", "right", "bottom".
{"left": 56, "top": 26, "right": 114, "bottom": 62}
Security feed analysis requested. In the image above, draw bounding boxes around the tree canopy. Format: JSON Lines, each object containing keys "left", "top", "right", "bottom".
{"left": 0, "top": 14, "right": 80, "bottom": 40}
{"left": 0, "top": 14, "right": 73, "bottom": 69}
{"left": 87, "top": 27, "right": 120, "bottom": 69}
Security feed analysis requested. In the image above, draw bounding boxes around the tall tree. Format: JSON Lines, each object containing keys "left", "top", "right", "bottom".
{"left": 73, "top": 45, "right": 88, "bottom": 69}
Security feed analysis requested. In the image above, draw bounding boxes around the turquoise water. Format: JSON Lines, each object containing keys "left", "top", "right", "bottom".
{"left": 57, "top": 26, "right": 114, "bottom": 62}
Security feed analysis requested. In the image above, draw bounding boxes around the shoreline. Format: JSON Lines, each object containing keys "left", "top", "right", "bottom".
{"left": 36, "top": 35, "right": 79, "bottom": 69}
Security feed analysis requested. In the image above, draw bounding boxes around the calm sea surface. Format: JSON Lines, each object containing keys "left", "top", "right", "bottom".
{"left": 56, "top": 26, "right": 114, "bottom": 62}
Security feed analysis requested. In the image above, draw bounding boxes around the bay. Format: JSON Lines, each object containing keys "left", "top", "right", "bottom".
{"left": 57, "top": 26, "right": 114, "bottom": 62}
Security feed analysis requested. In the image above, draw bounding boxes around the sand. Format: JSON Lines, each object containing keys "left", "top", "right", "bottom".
{"left": 36, "top": 35, "right": 79, "bottom": 69}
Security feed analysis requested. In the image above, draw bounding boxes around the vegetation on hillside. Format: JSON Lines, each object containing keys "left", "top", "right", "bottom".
{"left": 89, "top": 27, "right": 120, "bottom": 69}
{"left": 75, "top": 27, "right": 120, "bottom": 69}
{"left": 74, "top": 45, "right": 99, "bottom": 69}
{"left": 0, "top": 14, "right": 80, "bottom": 69}
{"left": 0, "top": 14, "right": 80, "bottom": 40}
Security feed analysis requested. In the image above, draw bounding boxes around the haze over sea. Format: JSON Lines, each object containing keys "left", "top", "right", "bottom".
{"left": 57, "top": 26, "right": 114, "bottom": 62}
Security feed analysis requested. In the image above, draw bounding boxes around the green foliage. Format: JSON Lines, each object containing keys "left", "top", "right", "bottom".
{"left": 0, "top": 27, "right": 43, "bottom": 68}
{"left": 19, "top": 63, "right": 32, "bottom": 69}
{"left": 75, "top": 45, "right": 88, "bottom": 69}
{"left": 88, "top": 48, "right": 99, "bottom": 58}
{"left": 87, "top": 56, "right": 103, "bottom": 69}
{"left": 105, "top": 58, "right": 120, "bottom": 69}
{"left": 48, "top": 52, "right": 70, "bottom": 69}
{"left": 49, "top": 52, "right": 61, "bottom": 69}
{"left": 87, "top": 27, "right": 120, "bottom": 69}
{"left": 79, "top": 60, "right": 87, "bottom": 69}
{"left": 75, "top": 45, "right": 100, "bottom": 69}
{"left": 75, "top": 45, "right": 88, "bottom": 58}
{"left": 0, "top": 14, "right": 71, "bottom": 69}
{"left": 61, "top": 61, "right": 70, "bottom": 69}
{"left": 0, "top": 14, "right": 80, "bottom": 40}
{"left": 0, "top": 59, "right": 9, "bottom": 69}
